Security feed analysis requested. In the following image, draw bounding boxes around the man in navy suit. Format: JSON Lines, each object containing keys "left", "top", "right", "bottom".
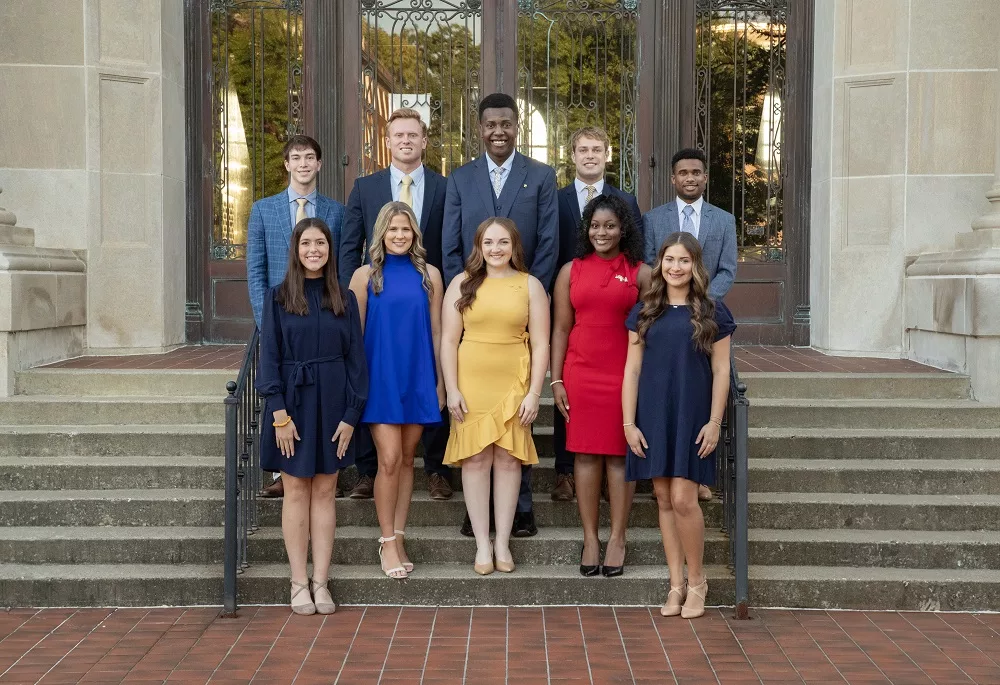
{"left": 246, "top": 134, "right": 346, "bottom": 498}
{"left": 643, "top": 147, "right": 737, "bottom": 502}
{"left": 550, "top": 126, "right": 644, "bottom": 503}
{"left": 442, "top": 92, "right": 559, "bottom": 538}
{"left": 337, "top": 108, "right": 453, "bottom": 502}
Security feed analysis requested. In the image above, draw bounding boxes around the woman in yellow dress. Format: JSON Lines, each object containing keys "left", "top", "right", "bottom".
{"left": 441, "top": 217, "right": 550, "bottom": 575}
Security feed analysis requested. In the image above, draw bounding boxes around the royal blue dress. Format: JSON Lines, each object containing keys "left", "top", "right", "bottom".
{"left": 625, "top": 300, "right": 736, "bottom": 485}
{"left": 361, "top": 253, "right": 441, "bottom": 425}
{"left": 256, "top": 278, "right": 368, "bottom": 477}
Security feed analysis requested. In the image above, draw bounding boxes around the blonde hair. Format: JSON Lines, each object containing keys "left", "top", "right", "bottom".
{"left": 368, "top": 201, "right": 432, "bottom": 295}
{"left": 386, "top": 108, "right": 428, "bottom": 136}
{"left": 570, "top": 126, "right": 611, "bottom": 153}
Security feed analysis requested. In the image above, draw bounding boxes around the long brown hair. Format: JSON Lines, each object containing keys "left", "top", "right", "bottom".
{"left": 635, "top": 231, "right": 717, "bottom": 353}
{"left": 367, "top": 201, "right": 432, "bottom": 295}
{"left": 456, "top": 217, "right": 527, "bottom": 313}
{"left": 277, "top": 218, "right": 346, "bottom": 317}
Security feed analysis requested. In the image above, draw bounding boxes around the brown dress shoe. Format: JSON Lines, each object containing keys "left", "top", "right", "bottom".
{"left": 349, "top": 474, "right": 375, "bottom": 499}
{"left": 335, "top": 482, "right": 345, "bottom": 498}
{"left": 551, "top": 473, "right": 575, "bottom": 501}
{"left": 427, "top": 473, "right": 453, "bottom": 500}
{"left": 261, "top": 479, "right": 284, "bottom": 498}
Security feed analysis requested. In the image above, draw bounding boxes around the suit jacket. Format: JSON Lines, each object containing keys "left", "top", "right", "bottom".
{"left": 642, "top": 199, "right": 737, "bottom": 300}
{"left": 337, "top": 166, "right": 448, "bottom": 287}
{"left": 442, "top": 152, "right": 559, "bottom": 289}
{"left": 556, "top": 182, "right": 644, "bottom": 284}
{"left": 246, "top": 189, "right": 346, "bottom": 327}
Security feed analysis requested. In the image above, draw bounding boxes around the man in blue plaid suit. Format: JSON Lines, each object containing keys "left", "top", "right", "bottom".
{"left": 247, "top": 134, "right": 346, "bottom": 498}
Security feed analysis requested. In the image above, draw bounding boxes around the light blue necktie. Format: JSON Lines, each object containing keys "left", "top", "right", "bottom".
{"left": 681, "top": 204, "right": 695, "bottom": 236}
{"left": 491, "top": 167, "right": 505, "bottom": 197}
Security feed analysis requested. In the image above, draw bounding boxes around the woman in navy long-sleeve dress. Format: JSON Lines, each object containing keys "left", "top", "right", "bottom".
{"left": 622, "top": 231, "right": 735, "bottom": 621}
{"left": 256, "top": 217, "right": 368, "bottom": 616}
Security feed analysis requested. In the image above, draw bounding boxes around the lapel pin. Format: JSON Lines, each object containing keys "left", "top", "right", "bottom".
{"left": 523, "top": 184, "right": 527, "bottom": 188}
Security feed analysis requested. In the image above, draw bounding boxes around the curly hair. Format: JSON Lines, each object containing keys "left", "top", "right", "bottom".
{"left": 456, "top": 217, "right": 527, "bottom": 313}
{"left": 367, "top": 201, "right": 432, "bottom": 296}
{"left": 635, "top": 232, "right": 717, "bottom": 354}
{"left": 574, "top": 193, "right": 644, "bottom": 265}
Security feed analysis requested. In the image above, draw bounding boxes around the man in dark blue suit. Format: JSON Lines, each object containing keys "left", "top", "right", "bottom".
{"left": 337, "top": 108, "right": 453, "bottom": 502}
{"left": 550, "top": 126, "right": 644, "bottom": 503}
{"left": 246, "top": 134, "right": 346, "bottom": 499}
{"left": 443, "top": 93, "right": 559, "bottom": 538}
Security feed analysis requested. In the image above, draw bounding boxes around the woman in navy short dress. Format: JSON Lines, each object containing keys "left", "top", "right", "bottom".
{"left": 622, "top": 231, "right": 735, "bottom": 620}
{"left": 349, "top": 202, "right": 444, "bottom": 581}
{"left": 257, "top": 218, "right": 368, "bottom": 616}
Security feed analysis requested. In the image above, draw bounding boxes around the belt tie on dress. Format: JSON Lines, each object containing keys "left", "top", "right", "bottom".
{"left": 462, "top": 331, "right": 530, "bottom": 345}
{"left": 281, "top": 355, "right": 344, "bottom": 409}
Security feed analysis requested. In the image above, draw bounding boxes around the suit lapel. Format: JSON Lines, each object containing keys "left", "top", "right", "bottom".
{"left": 699, "top": 204, "right": 714, "bottom": 245}
{"left": 420, "top": 171, "right": 440, "bottom": 228}
{"left": 315, "top": 195, "right": 329, "bottom": 222}
{"left": 665, "top": 202, "right": 680, "bottom": 235}
{"left": 474, "top": 156, "right": 497, "bottom": 216}
{"left": 561, "top": 184, "right": 580, "bottom": 222}
{"left": 376, "top": 168, "right": 393, "bottom": 209}
{"left": 498, "top": 153, "right": 529, "bottom": 217}
{"left": 278, "top": 192, "right": 293, "bottom": 246}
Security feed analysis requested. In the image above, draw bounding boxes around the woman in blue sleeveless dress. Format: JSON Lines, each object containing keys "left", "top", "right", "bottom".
{"left": 622, "top": 231, "right": 736, "bottom": 620}
{"left": 349, "top": 201, "right": 444, "bottom": 581}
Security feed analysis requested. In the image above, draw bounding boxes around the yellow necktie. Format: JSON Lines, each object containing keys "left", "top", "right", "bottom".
{"left": 400, "top": 174, "right": 413, "bottom": 208}
{"left": 585, "top": 185, "right": 597, "bottom": 204}
{"left": 295, "top": 197, "right": 308, "bottom": 224}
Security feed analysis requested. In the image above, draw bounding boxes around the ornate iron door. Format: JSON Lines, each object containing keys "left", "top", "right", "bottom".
{"left": 693, "top": 0, "right": 811, "bottom": 344}
{"left": 206, "top": 0, "right": 304, "bottom": 342}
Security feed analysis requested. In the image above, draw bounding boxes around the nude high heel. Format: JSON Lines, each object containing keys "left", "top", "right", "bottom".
{"left": 681, "top": 579, "right": 708, "bottom": 619}
{"left": 474, "top": 541, "right": 495, "bottom": 576}
{"left": 660, "top": 583, "right": 687, "bottom": 617}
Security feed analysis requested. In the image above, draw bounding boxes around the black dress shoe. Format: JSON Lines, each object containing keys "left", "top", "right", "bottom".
{"left": 512, "top": 511, "right": 538, "bottom": 538}
{"left": 579, "top": 547, "right": 600, "bottom": 577}
{"left": 460, "top": 513, "right": 474, "bottom": 537}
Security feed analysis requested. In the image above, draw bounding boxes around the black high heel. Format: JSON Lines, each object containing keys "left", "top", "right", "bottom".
{"left": 601, "top": 543, "right": 625, "bottom": 577}
{"left": 579, "top": 545, "right": 600, "bottom": 577}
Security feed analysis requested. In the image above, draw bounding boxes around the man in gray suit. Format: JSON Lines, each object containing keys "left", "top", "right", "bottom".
{"left": 643, "top": 148, "right": 737, "bottom": 300}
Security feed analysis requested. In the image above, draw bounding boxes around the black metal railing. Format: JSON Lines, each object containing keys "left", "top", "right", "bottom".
{"left": 223, "top": 328, "right": 262, "bottom": 616}
{"left": 718, "top": 358, "right": 750, "bottom": 619}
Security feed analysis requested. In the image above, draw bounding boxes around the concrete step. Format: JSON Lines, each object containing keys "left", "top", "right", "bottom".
{"left": 0, "top": 456, "right": 225, "bottom": 490}
{"left": 741, "top": 372, "right": 970, "bottom": 400}
{"left": 750, "top": 458, "right": 1000, "bottom": 495}
{"left": 15, "top": 368, "right": 236, "bottom": 397}
{"left": 749, "top": 428, "right": 1000, "bottom": 460}
{"left": 0, "top": 425, "right": 225, "bottom": 457}
{"left": 748, "top": 492, "right": 1000, "bottom": 531}
{"left": 751, "top": 399, "right": 1000, "bottom": 429}
{"left": 4, "top": 562, "right": 998, "bottom": 610}
{"left": 0, "top": 396, "right": 224, "bottom": 425}
{"left": 0, "top": 490, "right": 717, "bottom": 529}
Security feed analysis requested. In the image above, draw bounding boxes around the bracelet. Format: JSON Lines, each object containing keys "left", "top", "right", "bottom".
{"left": 529, "top": 390, "right": 542, "bottom": 398}
{"left": 273, "top": 416, "right": 292, "bottom": 428}
{"left": 710, "top": 417, "right": 723, "bottom": 427}
{"left": 549, "top": 380, "right": 564, "bottom": 387}
{"left": 623, "top": 422, "right": 635, "bottom": 428}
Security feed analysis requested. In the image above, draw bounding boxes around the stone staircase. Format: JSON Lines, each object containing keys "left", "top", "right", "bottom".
{"left": 1, "top": 365, "right": 998, "bottom": 610}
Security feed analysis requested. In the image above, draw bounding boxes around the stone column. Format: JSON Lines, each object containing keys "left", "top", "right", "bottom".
{"left": 0, "top": 190, "right": 86, "bottom": 395}
{"left": 905, "top": 44, "right": 1000, "bottom": 403}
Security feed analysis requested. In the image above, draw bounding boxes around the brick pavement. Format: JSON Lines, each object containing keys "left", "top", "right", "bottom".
{"left": 43, "top": 345, "right": 943, "bottom": 375}
{"left": 1, "top": 606, "right": 997, "bottom": 684}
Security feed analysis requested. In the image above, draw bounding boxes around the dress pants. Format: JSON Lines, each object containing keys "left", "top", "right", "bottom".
{"left": 551, "top": 409, "right": 574, "bottom": 475}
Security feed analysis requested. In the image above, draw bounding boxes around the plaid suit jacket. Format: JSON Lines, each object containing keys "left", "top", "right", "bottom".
{"left": 247, "top": 189, "right": 346, "bottom": 327}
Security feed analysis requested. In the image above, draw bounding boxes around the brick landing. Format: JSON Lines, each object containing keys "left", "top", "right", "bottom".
{"left": 1, "top": 607, "right": 997, "bottom": 684}
{"left": 42, "top": 345, "right": 945, "bottom": 374}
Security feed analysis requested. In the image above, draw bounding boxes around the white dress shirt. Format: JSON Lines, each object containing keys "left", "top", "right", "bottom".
{"left": 676, "top": 196, "right": 705, "bottom": 239}
{"left": 389, "top": 163, "right": 425, "bottom": 226}
{"left": 486, "top": 153, "right": 516, "bottom": 197}
{"left": 574, "top": 178, "right": 605, "bottom": 215}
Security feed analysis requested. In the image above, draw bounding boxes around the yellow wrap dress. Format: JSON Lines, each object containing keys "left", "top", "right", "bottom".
{"left": 444, "top": 272, "right": 539, "bottom": 465}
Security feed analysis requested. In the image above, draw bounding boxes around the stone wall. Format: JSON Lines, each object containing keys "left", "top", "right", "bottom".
{"left": 811, "top": 0, "right": 998, "bottom": 355}
{"left": 0, "top": 0, "right": 186, "bottom": 352}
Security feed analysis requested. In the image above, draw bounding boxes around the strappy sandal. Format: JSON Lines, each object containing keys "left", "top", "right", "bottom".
{"left": 310, "top": 579, "right": 337, "bottom": 615}
{"left": 660, "top": 583, "right": 687, "bottom": 617}
{"left": 394, "top": 529, "right": 414, "bottom": 573}
{"left": 682, "top": 579, "right": 708, "bottom": 619}
{"left": 289, "top": 579, "right": 316, "bottom": 616}
{"left": 378, "top": 535, "right": 407, "bottom": 581}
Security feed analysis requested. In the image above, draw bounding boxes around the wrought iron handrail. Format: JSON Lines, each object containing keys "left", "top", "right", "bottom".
{"left": 718, "top": 356, "right": 750, "bottom": 619}
{"left": 223, "top": 327, "right": 262, "bottom": 616}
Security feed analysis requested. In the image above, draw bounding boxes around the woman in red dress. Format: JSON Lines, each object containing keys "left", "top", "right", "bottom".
{"left": 551, "top": 194, "right": 651, "bottom": 577}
